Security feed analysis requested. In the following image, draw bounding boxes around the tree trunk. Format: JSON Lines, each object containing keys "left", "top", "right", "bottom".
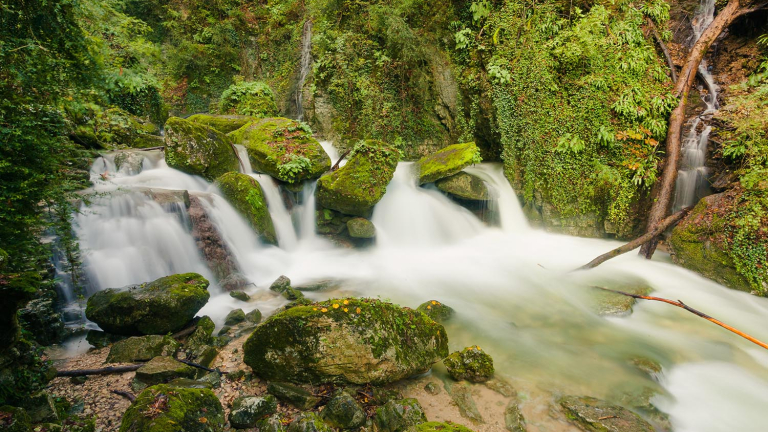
{"left": 647, "top": 18, "right": 678, "bottom": 83}
{"left": 639, "top": 0, "right": 741, "bottom": 258}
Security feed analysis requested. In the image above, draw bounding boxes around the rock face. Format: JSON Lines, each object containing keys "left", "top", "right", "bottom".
{"left": 243, "top": 298, "right": 448, "bottom": 385}
{"left": 215, "top": 172, "right": 277, "bottom": 245}
{"left": 558, "top": 396, "right": 654, "bottom": 432}
{"left": 164, "top": 116, "right": 240, "bottom": 181}
{"left": 435, "top": 172, "right": 489, "bottom": 201}
{"left": 669, "top": 191, "right": 753, "bottom": 292}
{"left": 188, "top": 196, "right": 242, "bottom": 285}
{"left": 219, "top": 81, "right": 279, "bottom": 118}
{"left": 417, "top": 143, "right": 481, "bottom": 185}
{"left": 229, "top": 118, "right": 330, "bottom": 184}
{"left": 188, "top": 114, "right": 255, "bottom": 134}
{"left": 106, "top": 335, "right": 179, "bottom": 363}
{"left": 229, "top": 395, "right": 278, "bottom": 429}
{"left": 316, "top": 141, "right": 399, "bottom": 217}
{"left": 443, "top": 346, "right": 494, "bottom": 383}
{"left": 85, "top": 273, "right": 210, "bottom": 336}
{"left": 119, "top": 384, "right": 224, "bottom": 432}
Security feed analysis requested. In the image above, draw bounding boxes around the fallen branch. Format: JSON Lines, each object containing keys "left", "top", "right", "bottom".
{"left": 176, "top": 358, "right": 227, "bottom": 374}
{"left": 577, "top": 208, "right": 691, "bottom": 270}
{"left": 331, "top": 150, "right": 351, "bottom": 171}
{"left": 111, "top": 390, "right": 136, "bottom": 402}
{"left": 592, "top": 286, "right": 768, "bottom": 350}
{"left": 647, "top": 17, "right": 678, "bottom": 83}
{"left": 135, "top": 146, "right": 165, "bottom": 151}
{"left": 57, "top": 364, "right": 143, "bottom": 377}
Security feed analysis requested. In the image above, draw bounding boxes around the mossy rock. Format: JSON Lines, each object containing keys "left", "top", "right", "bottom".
{"left": 106, "top": 335, "right": 179, "bottom": 363}
{"left": 266, "top": 382, "right": 321, "bottom": 410}
{"left": 18, "top": 297, "right": 65, "bottom": 346}
{"left": 85, "top": 330, "right": 127, "bottom": 349}
{"left": 446, "top": 384, "right": 483, "bottom": 424}
{"left": 0, "top": 405, "right": 32, "bottom": 432}
{"left": 346, "top": 218, "right": 376, "bottom": 239}
{"left": 316, "top": 140, "right": 399, "bottom": 217}
{"left": 85, "top": 273, "right": 210, "bottom": 336}
{"left": 119, "top": 384, "right": 224, "bottom": 432}
{"left": 504, "top": 400, "right": 526, "bottom": 432}
{"left": 286, "top": 412, "right": 334, "bottom": 432}
{"left": 219, "top": 81, "right": 278, "bottom": 118}
{"left": 373, "top": 399, "right": 427, "bottom": 432}
{"left": 229, "top": 395, "right": 278, "bottom": 429}
{"left": 135, "top": 357, "right": 196, "bottom": 386}
{"left": 243, "top": 298, "right": 448, "bottom": 385}
{"left": 224, "top": 309, "right": 246, "bottom": 326}
{"left": 245, "top": 309, "right": 262, "bottom": 324}
{"left": 164, "top": 117, "right": 240, "bottom": 181}
{"left": 321, "top": 392, "right": 366, "bottom": 429}
{"left": 114, "top": 151, "right": 146, "bottom": 174}
{"left": 443, "top": 346, "right": 494, "bottom": 383}
{"left": 269, "top": 275, "right": 292, "bottom": 293}
{"left": 253, "top": 414, "right": 286, "bottom": 432}
{"left": 435, "top": 172, "right": 489, "bottom": 201}
{"left": 407, "top": 422, "right": 475, "bottom": 432}
{"left": 229, "top": 291, "right": 250, "bottom": 302}
{"left": 229, "top": 118, "right": 330, "bottom": 184}
{"left": 188, "top": 114, "right": 256, "bottom": 134}
{"left": 417, "top": 143, "right": 481, "bottom": 185}
{"left": 417, "top": 300, "right": 455, "bottom": 323}
{"left": 78, "top": 108, "right": 161, "bottom": 149}
{"left": 214, "top": 172, "right": 277, "bottom": 245}
{"left": 558, "top": 396, "right": 654, "bottom": 432}
{"left": 589, "top": 285, "right": 651, "bottom": 317}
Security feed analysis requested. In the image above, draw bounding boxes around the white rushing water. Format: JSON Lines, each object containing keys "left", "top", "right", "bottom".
{"left": 69, "top": 143, "right": 768, "bottom": 431}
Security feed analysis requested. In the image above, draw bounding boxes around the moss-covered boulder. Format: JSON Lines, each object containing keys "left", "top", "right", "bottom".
{"left": 106, "top": 335, "right": 179, "bottom": 363}
{"left": 219, "top": 81, "right": 278, "bottom": 118}
{"left": 558, "top": 396, "right": 654, "bottom": 432}
{"left": 229, "top": 395, "right": 278, "bottom": 429}
{"left": 214, "top": 172, "right": 277, "bottom": 245}
{"left": 244, "top": 298, "right": 448, "bottom": 385}
{"left": 135, "top": 357, "right": 197, "bottom": 387}
{"left": 417, "top": 143, "right": 481, "bottom": 185}
{"left": 0, "top": 405, "right": 31, "bottom": 432}
{"left": 224, "top": 309, "right": 246, "bottom": 326}
{"left": 669, "top": 191, "right": 753, "bottom": 292}
{"left": 407, "top": 422, "right": 474, "bottom": 432}
{"left": 435, "top": 172, "right": 489, "bottom": 201}
{"left": 346, "top": 218, "right": 376, "bottom": 239}
{"left": 188, "top": 114, "right": 256, "bottom": 134}
{"left": 374, "top": 399, "right": 427, "bottom": 432}
{"left": 266, "top": 382, "right": 321, "bottom": 410}
{"left": 321, "top": 392, "right": 366, "bottom": 429}
{"left": 245, "top": 309, "right": 262, "bottom": 324}
{"left": 229, "top": 118, "right": 330, "bottom": 184}
{"left": 254, "top": 414, "right": 287, "bottom": 432}
{"left": 443, "top": 346, "right": 494, "bottom": 383}
{"left": 164, "top": 117, "right": 240, "bottom": 181}
{"left": 74, "top": 108, "right": 162, "bottom": 149}
{"left": 316, "top": 141, "right": 399, "bottom": 217}
{"left": 229, "top": 291, "right": 250, "bottom": 302}
{"left": 417, "top": 300, "right": 455, "bottom": 323}
{"left": 287, "top": 413, "right": 334, "bottom": 432}
{"left": 183, "top": 317, "right": 218, "bottom": 369}
{"left": 119, "top": 384, "right": 224, "bottom": 432}
{"left": 85, "top": 273, "right": 210, "bottom": 336}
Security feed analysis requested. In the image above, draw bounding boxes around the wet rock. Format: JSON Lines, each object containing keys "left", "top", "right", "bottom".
{"left": 558, "top": 395, "right": 654, "bottom": 432}
{"left": 269, "top": 275, "right": 292, "bottom": 293}
{"left": 220, "top": 273, "right": 249, "bottom": 292}
{"left": 253, "top": 414, "right": 287, "bottom": 432}
{"left": 85, "top": 330, "right": 126, "bottom": 349}
{"left": 164, "top": 116, "right": 240, "bottom": 181}
{"left": 504, "top": 400, "right": 526, "bottom": 432}
{"left": 435, "top": 172, "right": 489, "bottom": 201}
{"left": 244, "top": 298, "right": 448, "bottom": 385}
{"left": 22, "top": 392, "right": 58, "bottom": 423}
{"left": 119, "top": 384, "right": 224, "bottom": 432}
{"left": 188, "top": 196, "right": 242, "bottom": 286}
{"left": 215, "top": 172, "right": 277, "bottom": 245}
{"left": 484, "top": 378, "right": 516, "bottom": 398}
{"left": 590, "top": 284, "right": 651, "bottom": 317}
{"left": 316, "top": 140, "right": 399, "bottom": 217}
{"left": 188, "top": 114, "right": 256, "bottom": 134}
{"left": 373, "top": 399, "right": 427, "bottom": 432}
{"left": 287, "top": 412, "right": 334, "bottom": 432}
{"left": 184, "top": 316, "right": 218, "bottom": 367}
{"left": 417, "top": 300, "right": 455, "bottom": 323}
{"left": 225, "top": 309, "right": 246, "bottom": 326}
{"left": 230, "top": 291, "right": 250, "bottom": 302}
{"left": 266, "top": 382, "right": 320, "bottom": 410}
{"left": 424, "top": 382, "right": 440, "bottom": 395}
{"left": 114, "top": 151, "right": 146, "bottom": 174}
{"left": 0, "top": 405, "right": 31, "bottom": 432}
{"left": 85, "top": 273, "right": 210, "bottom": 336}
{"left": 167, "top": 378, "right": 213, "bottom": 389}
{"left": 229, "top": 118, "right": 330, "bottom": 184}
{"left": 135, "top": 356, "right": 196, "bottom": 386}
{"left": 245, "top": 309, "right": 262, "bottom": 324}
{"left": 408, "top": 422, "right": 474, "bottom": 432}
{"left": 229, "top": 395, "right": 278, "bottom": 429}
{"left": 447, "top": 383, "right": 483, "bottom": 424}
{"left": 346, "top": 218, "right": 376, "bottom": 239}
{"left": 294, "top": 280, "right": 341, "bottom": 292}
{"left": 417, "top": 142, "right": 481, "bottom": 185}
{"left": 106, "top": 335, "right": 179, "bottom": 363}
{"left": 629, "top": 357, "right": 662, "bottom": 377}
{"left": 321, "top": 392, "right": 366, "bottom": 429}
{"left": 282, "top": 287, "right": 304, "bottom": 301}
{"left": 18, "top": 297, "right": 65, "bottom": 345}
{"left": 444, "top": 346, "right": 494, "bottom": 383}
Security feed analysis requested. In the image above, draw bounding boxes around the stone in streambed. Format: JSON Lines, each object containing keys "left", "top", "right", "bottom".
{"left": 267, "top": 382, "right": 321, "bottom": 410}
{"left": 373, "top": 399, "right": 427, "bottom": 432}
{"left": 135, "top": 356, "right": 196, "bottom": 386}
{"left": 346, "top": 218, "right": 376, "bottom": 239}
{"left": 230, "top": 290, "right": 250, "bottom": 302}
{"left": 435, "top": 171, "right": 489, "bottom": 201}
{"left": 504, "top": 400, "right": 527, "bottom": 432}
{"left": 225, "top": 309, "right": 246, "bottom": 326}
{"left": 287, "top": 412, "right": 334, "bottom": 432}
{"left": 114, "top": 151, "right": 146, "bottom": 174}
{"left": 106, "top": 335, "right": 179, "bottom": 363}
{"left": 444, "top": 346, "right": 494, "bottom": 383}
{"left": 229, "top": 395, "right": 278, "bottom": 429}
{"left": 215, "top": 172, "right": 277, "bottom": 245}
{"left": 321, "top": 391, "right": 366, "bottom": 429}
{"left": 447, "top": 383, "right": 483, "bottom": 424}
{"left": 417, "top": 142, "right": 481, "bottom": 185}
{"left": 164, "top": 116, "right": 240, "bottom": 181}
{"left": 119, "top": 384, "right": 224, "bottom": 432}
{"left": 417, "top": 300, "right": 455, "bottom": 323}
{"left": 558, "top": 395, "right": 654, "bottom": 432}
{"left": 245, "top": 309, "right": 262, "bottom": 323}
{"left": 254, "top": 414, "right": 287, "bottom": 432}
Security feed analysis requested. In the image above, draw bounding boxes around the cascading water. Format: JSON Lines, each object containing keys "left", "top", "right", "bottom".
{"left": 66, "top": 141, "right": 768, "bottom": 430}
{"left": 672, "top": 0, "right": 719, "bottom": 211}
{"left": 295, "top": 20, "right": 313, "bottom": 121}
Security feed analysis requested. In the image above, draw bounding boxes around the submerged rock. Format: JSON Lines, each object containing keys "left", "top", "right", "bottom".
{"left": 417, "top": 143, "right": 481, "bottom": 185}
{"left": 504, "top": 400, "right": 526, "bottom": 432}
{"left": 245, "top": 309, "right": 262, "bottom": 324}
{"left": 229, "top": 395, "right": 278, "bottom": 429}
{"left": 119, "top": 384, "right": 224, "bottom": 432}
{"left": 85, "top": 273, "right": 210, "bottom": 336}
{"left": 316, "top": 140, "right": 399, "bottom": 217}
{"left": 243, "top": 298, "right": 448, "bottom": 385}
{"left": 589, "top": 284, "right": 651, "bottom": 317}
{"left": 215, "top": 172, "right": 277, "bottom": 245}
{"left": 346, "top": 218, "right": 376, "bottom": 239}
{"left": 444, "top": 346, "right": 494, "bottom": 383}
{"left": 373, "top": 399, "right": 427, "bottom": 432}
{"left": 164, "top": 116, "right": 240, "bottom": 181}
{"left": 417, "top": 300, "right": 455, "bottom": 323}
{"left": 266, "top": 382, "right": 321, "bottom": 410}
{"left": 135, "top": 356, "right": 196, "bottom": 386}
{"left": 447, "top": 383, "right": 483, "bottom": 424}
{"left": 558, "top": 395, "right": 654, "bottom": 432}
{"left": 220, "top": 273, "right": 249, "bottom": 292}
{"left": 188, "top": 114, "right": 255, "bottom": 134}
{"left": 321, "top": 392, "right": 366, "bottom": 429}
{"left": 229, "top": 117, "right": 330, "bottom": 184}
{"left": 435, "top": 172, "right": 489, "bottom": 201}
{"left": 106, "top": 335, "right": 179, "bottom": 363}
{"left": 188, "top": 196, "right": 242, "bottom": 285}
{"left": 229, "top": 290, "right": 250, "bottom": 302}
{"left": 114, "top": 151, "right": 146, "bottom": 174}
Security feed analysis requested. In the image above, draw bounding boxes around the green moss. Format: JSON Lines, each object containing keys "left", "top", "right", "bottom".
{"left": 219, "top": 81, "right": 278, "bottom": 118}
{"left": 135, "top": 357, "right": 197, "bottom": 386}
{"left": 373, "top": 399, "right": 427, "bottom": 432}
{"left": 316, "top": 140, "right": 400, "bottom": 217}
{"left": 215, "top": 172, "right": 277, "bottom": 245}
{"left": 0, "top": 405, "right": 32, "bottom": 432}
{"left": 417, "top": 142, "right": 481, "bottom": 184}
{"left": 416, "top": 300, "right": 455, "bottom": 323}
{"left": 119, "top": 384, "right": 224, "bottom": 432}
{"left": 558, "top": 396, "right": 654, "bottom": 432}
{"left": 188, "top": 114, "right": 256, "bottom": 134}
{"left": 163, "top": 117, "right": 240, "bottom": 181}
{"left": 243, "top": 298, "right": 448, "bottom": 385}
{"left": 0, "top": 272, "right": 38, "bottom": 349}
{"left": 286, "top": 412, "right": 334, "bottom": 432}
{"left": 443, "top": 346, "right": 494, "bottom": 383}
{"left": 106, "top": 335, "right": 179, "bottom": 363}
{"left": 229, "top": 118, "right": 330, "bottom": 183}
{"left": 410, "top": 421, "right": 474, "bottom": 432}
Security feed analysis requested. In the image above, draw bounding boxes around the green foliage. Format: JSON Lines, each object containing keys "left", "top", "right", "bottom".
{"left": 278, "top": 155, "right": 313, "bottom": 182}
{"left": 219, "top": 80, "right": 279, "bottom": 117}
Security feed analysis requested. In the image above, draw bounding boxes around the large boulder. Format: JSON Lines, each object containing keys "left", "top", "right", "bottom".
{"left": 114, "top": 151, "right": 147, "bottom": 174}
{"left": 435, "top": 172, "right": 489, "bottom": 201}
{"left": 316, "top": 141, "right": 400, "bottom": 217}
{"left": 85, "top": 273, "right": 210, "bottom": 336}
{"left": 188, "top": 114, "right": 255, "bottom": 134}
{"left": 417, "top": 143, "right": 481, "bottom": 185}
{"left": 119, "top": 384, "right": 224, "bottom": 432}
{"left": 558, "top": 396, "right": 654, "bottom": 432}
{"left": 229, "top": 395, "right": 278, "bottom": 429}
{"left": 214, "top": 172, "right": 277, "bottom": 245}
{"left": 443, "top": 346, "right": 494, "bottom": 383}
{"left": 321, "top": 392, "right": 366, "bottom": 429}
{"left": 164, "top": 116, "right": 240, "bottom": 181}
{"left": 106, "top": 335, "right": 179, "bottom": 363}
{"left": 373, "top": 399, "right": 427, "bottom": 432}
{"left": 229, "top": 118, "right": 330, "bottom": 184}
{"left": 243, "top": 298, "right": 448, "bottom": 385}
{"left": 135, "top": 356, "right": 196, "bottom": 386}
{"left": 73, "top": 108, "right": 162, "bottom": 149}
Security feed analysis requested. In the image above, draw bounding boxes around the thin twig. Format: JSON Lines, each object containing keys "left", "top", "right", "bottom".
{"left": 175, "top": 358, "right": 227, "bottom": 374}
{"left": 111, "top": 390, "right": 136, "bottom": 402}
{"left": 331, "top": 150, "right": 351, "bottom": 171}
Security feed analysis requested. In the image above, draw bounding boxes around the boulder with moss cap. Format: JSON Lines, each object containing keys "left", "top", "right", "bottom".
{"left": 119, "top": 384, "right": 224, "bottom": 432}
{"left": 417, "top": 143, "right": 481, "bottom": 185}
{"left": 215, "top": 172, "right": 277, "bottom": 245}
{"left": 558, "top": 395, "right": 654, "bottom": 432}
{"left": 188, "top": 114, "right": 256, "bottom": 134}
{"left": 243, "top": 298, "right": 448, "bottom": 385}
{"left": 443, "top": 346, "right": 494, "bottom": 383}
{"left": 164, "top": 116, "right": 240, "bottom": 181}
{"left": 417, "top": 300, "right": 454, "bottom": 322}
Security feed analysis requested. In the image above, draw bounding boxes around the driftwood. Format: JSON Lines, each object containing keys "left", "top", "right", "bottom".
{"left": 593, "top": 286, "right": 768, "bottom": 350}
{"left": 647, "top": 18, "right": 678, "bottom": 83}
{"left": 111, "top": 390, "right": 136, "bottom": 402}
{"left": 331, "top": 150, "right": 352, "bottom": 171}
{"left": 578, "top": 208, "right": 690, "bottom": 270}
{"left": 56, "top": 364, "right": 143, "bottom": 377}
{"left": 135, "top": 146, "right": 165, "bottom": 151}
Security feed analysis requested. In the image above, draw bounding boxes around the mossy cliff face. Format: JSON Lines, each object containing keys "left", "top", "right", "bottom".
{"left": 72, "top": 107, "right": 162, "bottom": 149}
{"left": 417, "top": 143, "right": 481, "bottom": 185}
{"left": 316, "top": 140, "right": 400, "bottom": 217}
{"left": 229, "top": 118, "right": 330, "bottom": 184}
{"left": 214, "top": 172, "right": 277, "bottom": 245}
{"left": 187, "top": 114, "right": 256, "bottom": 134}
{"left": 119, "top": 384, "right": 224, "bottom": 432}
{"left": 243, "top": 298, "right": 448, "bottom": 385}
{"left": 164, "top": 117, "right": 240, "bottom": 181}
{"left": 669, "top": 190, "right": 754, "bottom": 293}
{"left": 85, "top": 273, "right": 210, "bottom": 336}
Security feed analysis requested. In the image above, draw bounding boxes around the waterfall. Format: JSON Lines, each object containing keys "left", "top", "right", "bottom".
{"left": 295, "top": 20, "right": 313, "bottom": 121}
{"left": 463, "top": 163, "right": 528, "bottom": 232}
{"left": 234, "top": 144, "right": 253, "bottom": 173}
{"left": 672, "top": 0, "right": 719, "bottom": 210}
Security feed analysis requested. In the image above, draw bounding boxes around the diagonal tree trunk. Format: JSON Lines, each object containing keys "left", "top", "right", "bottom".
{"left": 639, "top": 0, "right": 742, "bottom": 258}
